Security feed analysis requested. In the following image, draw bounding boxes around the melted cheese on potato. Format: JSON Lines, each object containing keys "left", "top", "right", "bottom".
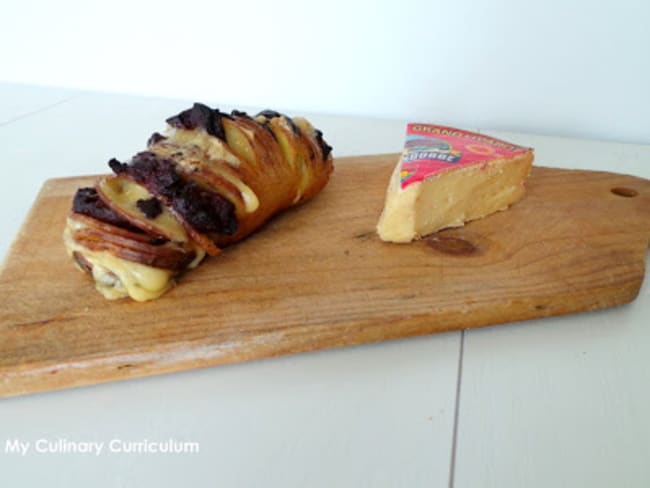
{"left": 64, "top": 221, "right": 174, "bottom": 301}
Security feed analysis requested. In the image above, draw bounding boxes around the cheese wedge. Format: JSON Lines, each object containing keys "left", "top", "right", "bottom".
{"left": 377, "top": 124, "right": 534, "bottom": 242}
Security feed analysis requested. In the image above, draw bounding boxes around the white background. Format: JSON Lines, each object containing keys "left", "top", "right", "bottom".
{"left": 2, "top": 2, "right": 650, "bottom": 486}
{"left": 2, "top": 0, "right": 649, "bottom": 144}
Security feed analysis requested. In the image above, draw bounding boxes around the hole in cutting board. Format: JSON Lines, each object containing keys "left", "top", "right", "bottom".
{"left": 611, "top": 187, "right": 638, "bottom": 198}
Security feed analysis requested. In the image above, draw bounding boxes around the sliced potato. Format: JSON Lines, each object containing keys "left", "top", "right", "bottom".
{"left": 149, "top": 141, "right": 246, "bottom": 215}
{"left": 232, "top": 115, "right": 281, "bottom": 169}
{"left": 67, "top": 213, "right": 196, "bottom": 271}
{"left": 267, "top": 118, "right": 298, "bottom": 170}
{"left": 223, "top": 118, "right": 257, "bottom": 167}
{"left": 97, "top": 176, "right": 189, "bottom": 243}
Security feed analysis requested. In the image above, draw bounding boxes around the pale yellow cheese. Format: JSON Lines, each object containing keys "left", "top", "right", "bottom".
{"left": 203, "top": 162, "right": 260, "bottom": 213}
{"left": 167, "top": 127, "right": 241, "bottom": 167}
{"left": 377, "top": 152, "right": 533, "bottom": 243}
{"left": 63, "top": 220, "right": 175, "bottom": 301}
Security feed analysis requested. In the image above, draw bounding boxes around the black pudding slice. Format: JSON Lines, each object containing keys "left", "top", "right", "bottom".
{"left": 108, "top": 153, "right": 238, "bottom": 236}
{"left": 166, "top": 103, "right": 233, "bottom": 142}
{"left": 72, "top": 187, "right": 142, "bottom": 232}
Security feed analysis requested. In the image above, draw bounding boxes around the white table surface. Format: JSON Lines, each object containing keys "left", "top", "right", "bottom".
{"left": 1, "top": 83, "right": 649, "bottom": 488}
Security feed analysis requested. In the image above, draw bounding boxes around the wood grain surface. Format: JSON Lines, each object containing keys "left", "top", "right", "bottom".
{"left": 1, "top": 154, "right": 649, "bottom": 397}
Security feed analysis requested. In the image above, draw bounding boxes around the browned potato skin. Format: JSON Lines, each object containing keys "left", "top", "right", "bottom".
{"left": 69, "top": 213, "right": 195, "bottom": 270}
{"left": 65, "top": 107, "right": 333, "bottom": 301}
{"left": 200, "top": 114, "right": 333, "bottom": 247}
{"left": 73, "top": 110, "right": 332, "bottom": 267}
{"left": 95, "top": 174, "right": 222, "bottom": 257}
{"left": 150, "top": 140, "right": 246, "bottom": 215}
{"left": 111, "top": 109, "right": 334, "bottom": 256}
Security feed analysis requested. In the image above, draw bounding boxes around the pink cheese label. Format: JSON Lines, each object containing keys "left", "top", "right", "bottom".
{"left": 400, "top": 123, "right": 530, "bottom": 189}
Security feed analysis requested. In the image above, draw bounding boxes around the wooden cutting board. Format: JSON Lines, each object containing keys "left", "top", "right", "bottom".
{"left": 1, "top": 154, "right": 649, "bottom": 397}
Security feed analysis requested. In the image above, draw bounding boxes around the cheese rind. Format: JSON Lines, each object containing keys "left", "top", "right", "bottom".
{"left": 377, "top": 124, "right": 533, "bottom": 243}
